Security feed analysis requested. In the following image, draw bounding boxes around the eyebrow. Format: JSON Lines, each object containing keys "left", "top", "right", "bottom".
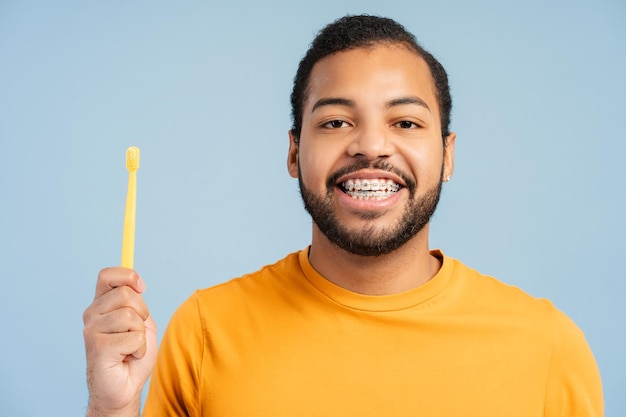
{"left": 386, "top": 96, "right": 431, "bottom": 112}
{"left": 310, "top": 95, "right": 431, "bottom": 113}
{"left": 311, "top": 97, "right": 355, "bottom": 113}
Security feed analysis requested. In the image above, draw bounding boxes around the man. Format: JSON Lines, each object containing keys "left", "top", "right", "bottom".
{"left": 83, "top": 15, "right": 603, "bottom": 416}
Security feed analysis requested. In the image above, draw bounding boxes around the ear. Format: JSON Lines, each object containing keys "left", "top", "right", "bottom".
{"left": 443, "top": 132, "right": 456, "bottom": 181}
{"left": 287, "top": 130, "right": 299, "bottom": 179}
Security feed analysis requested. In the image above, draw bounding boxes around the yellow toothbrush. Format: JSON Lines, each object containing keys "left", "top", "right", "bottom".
{"left": 121, "top": 146, "right": 140, "bottom": 269}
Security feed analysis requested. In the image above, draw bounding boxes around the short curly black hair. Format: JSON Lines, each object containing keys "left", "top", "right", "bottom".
{"left": 290, "top": 15, "right": 452, "bottom": 143}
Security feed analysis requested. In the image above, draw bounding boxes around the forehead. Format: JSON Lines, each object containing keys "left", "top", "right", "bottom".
{"left": 305, "top": 44, "right": 438, "bottom": 113}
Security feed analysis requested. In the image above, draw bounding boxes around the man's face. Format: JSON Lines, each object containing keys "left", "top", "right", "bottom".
{"left": 288, "top": 44, "right": 455, "bottom": 256}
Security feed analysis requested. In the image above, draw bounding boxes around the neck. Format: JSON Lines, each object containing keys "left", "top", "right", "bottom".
{"left": 308, "top": 225, "right": 441, "bottom": 296}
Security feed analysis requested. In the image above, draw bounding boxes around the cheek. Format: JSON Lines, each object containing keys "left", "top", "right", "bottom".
{"left": 402, "top": 146, "right": 445, "bottom": 182}
{"left": 297, "top": 144, "right": 331, "bottom": 190}
{"left": 298, "top": 143, "right": 338, "bottom": 194}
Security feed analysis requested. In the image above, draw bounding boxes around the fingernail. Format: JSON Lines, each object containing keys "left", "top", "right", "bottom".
{"left": 137, "top": 276, "right": 147, "bottom": 292}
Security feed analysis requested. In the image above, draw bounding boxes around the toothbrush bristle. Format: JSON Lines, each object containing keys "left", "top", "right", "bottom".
{"left": 126, "top": 146, "right": 140, "bottom": 171}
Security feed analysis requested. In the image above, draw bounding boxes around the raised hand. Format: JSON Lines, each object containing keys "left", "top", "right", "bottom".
{"left": 83, "top": 267, "right": 157, "bottom": 417}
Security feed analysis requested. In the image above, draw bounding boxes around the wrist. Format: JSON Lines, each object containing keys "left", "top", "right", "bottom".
{"left": 87, "top": 398, "right": 141, "bottom": 417}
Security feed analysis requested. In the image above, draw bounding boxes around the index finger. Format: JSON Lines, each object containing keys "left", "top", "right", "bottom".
{"left": 94, "top": 267, "right": 146, "bottom": 300}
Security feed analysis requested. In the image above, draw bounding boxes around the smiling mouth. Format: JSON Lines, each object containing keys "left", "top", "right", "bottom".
{"left": 339, "top": 178, "right": 402, "bottom": 200}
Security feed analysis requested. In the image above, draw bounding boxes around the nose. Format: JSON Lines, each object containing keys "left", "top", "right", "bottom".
{"left": 347, "top": 123, "right": 394, "bottom": 160}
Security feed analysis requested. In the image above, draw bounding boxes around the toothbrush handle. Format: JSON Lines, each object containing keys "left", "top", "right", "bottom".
{"left": 121, "top": 170, "right": 137, "bottom": 268}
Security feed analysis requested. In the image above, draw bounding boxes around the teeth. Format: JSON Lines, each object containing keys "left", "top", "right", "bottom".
{"left": 341, "top": 178, "right": 401, "bottom": 200}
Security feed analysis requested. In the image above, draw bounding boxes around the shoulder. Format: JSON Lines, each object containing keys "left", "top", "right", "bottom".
{"left": 447, "top": 255, "right": 555, "bottom": 313}
{"left": 175, "top": 250, "right": 306, "bottom": 321}
{"left": 442, "top": 255, "right": 590, "bottom": 345}
{"left": 162, "top": 250, "right": 306, "bottom": 345}
{"left": 447, "top": 256, "right": 603, "bottom": 415}
{"left": 197, "top": 250, "right": 302, "bottom": 297}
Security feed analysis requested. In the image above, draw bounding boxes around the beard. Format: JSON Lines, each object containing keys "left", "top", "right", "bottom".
{"left": 298, "top": 159, "right": 443, "bottom": 257}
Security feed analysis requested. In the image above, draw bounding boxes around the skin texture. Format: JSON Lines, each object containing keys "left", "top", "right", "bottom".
{"left": 288, "top": 44, "right": 455, "bottom": 295}
{"left": 83, "top": 268, "right": 157, "bottom": 417}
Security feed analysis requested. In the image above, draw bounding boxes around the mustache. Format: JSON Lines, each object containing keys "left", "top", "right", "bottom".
{"left": 326, "top": 158, "right": 416, "bottom": 194}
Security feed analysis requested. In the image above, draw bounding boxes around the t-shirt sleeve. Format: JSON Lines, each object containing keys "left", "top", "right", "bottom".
{"left": 544, "top": 308, "right": 603, "bottom": 417}
{"left": 142, "top": 292, "right": 204, "bottom": 417}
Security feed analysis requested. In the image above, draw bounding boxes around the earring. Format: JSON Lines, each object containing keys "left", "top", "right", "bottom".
{"left": 445, "top": 175, "right": 451, "bottom": 182}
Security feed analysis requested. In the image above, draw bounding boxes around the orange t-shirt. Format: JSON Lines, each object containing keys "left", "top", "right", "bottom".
{"left": 143, "top": 249, "right": 603, "bottom": 416}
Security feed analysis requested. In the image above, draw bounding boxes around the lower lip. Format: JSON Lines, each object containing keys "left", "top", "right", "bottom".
{"left": 334, "top": 186, "right": 404, "bottom": 210}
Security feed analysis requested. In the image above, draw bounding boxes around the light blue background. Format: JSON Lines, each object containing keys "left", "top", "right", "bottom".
{"left": 1, "top": 0, "right": 624, "bottom": 415}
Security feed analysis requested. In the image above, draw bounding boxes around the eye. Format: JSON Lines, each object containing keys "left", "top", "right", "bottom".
{"left": 394, "top": 120, "right": 419, "bottom": 129}
{"left": 322, "top": 120, "right": 350, "bottom": 129}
